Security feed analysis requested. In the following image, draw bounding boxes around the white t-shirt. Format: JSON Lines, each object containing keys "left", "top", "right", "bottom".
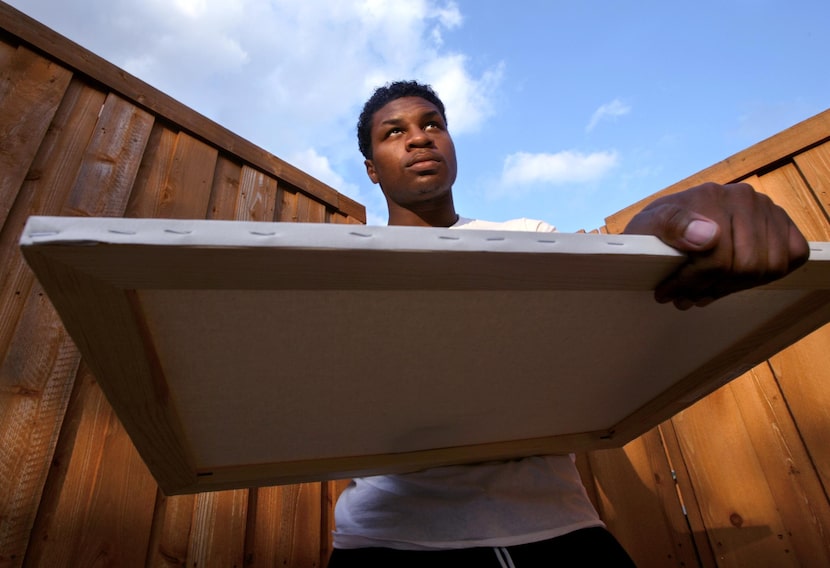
{"left": 332, "top": 217, "right": 604, "bottom": 550}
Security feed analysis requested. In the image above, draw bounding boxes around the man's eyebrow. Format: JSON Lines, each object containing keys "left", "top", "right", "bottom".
{"left": 378, "top": 110, "right": 442, "bottom": 126}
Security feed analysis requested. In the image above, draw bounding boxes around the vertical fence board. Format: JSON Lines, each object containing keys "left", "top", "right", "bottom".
{"left": 23, "top": 363, "right": 92, "bottom": 567}
{"left": 750, "top": 168, "right": 830, "bottom": 241}
{"left": 732, "top": 364, "right": 830, "bottom": 564}
{"left": 24, "top": 364, "right": 101, "bottom": 566}
{"left": 64, "top": 93, "right": 154, "bottom": 217}
{"left": 296, "top": 193, "right": 327, "bottom": 224}
{"left": 246, "top": 484, "right": 322, "bottom": 568}
{"left": 124, "top": 124, "right": 178, "bottom": 219}
{"left": 671, "top": 382, "right": 801, "bottom": 568}
{"left": 72, "top": 408, "right": 157, "bottom": 567}
{"left": 327, "top": 211, "right": 349, "bottom": 224}
{"left": 25, "top": 364, "right": 156, "bottom": 567}
{"left": 187, "top": 491, "right": 249, "bottom": 568}
{"left": 769, "top": 325, "right": 830, "bottom": 492}
{"left": 658, "top": 420, "right": 718, "bottom": 567}
{"left": 0, "top": 45, "right": 71, "bottom": 231}
{"left": 0, "top": 292, "right": 80, "bottom": 567}
{"left": 237, "top": 166, "right": 277, "bottom": 222}
{"left": 276, "top": 188, "right": 300, "bottom": 222}
{"left": 152, "top": 133, "right": 218, "bottom": 220}
{"left": 206, "top": 156, "right": 242, "bottom": 220}
{"left": 638, "top": 427, "right": 706, "bottom": 567}
{"left": 146, "top": 493, "right": 197, "bottom": 567}
{"left": 126, "top": 130, "right": 217, "bottom": 220}
{"left": 589, "top": 428, "right": 698, "bottom": 567}
{"left": 28, "top": 374, "right": 159, "bottom": 568}
{"left": 794, "top": 141, "right": 830, "bottom": 218}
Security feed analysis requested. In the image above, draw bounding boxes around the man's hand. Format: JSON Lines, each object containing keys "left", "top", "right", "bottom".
{"left": 623, "top": 182, "right": 810, "bottom": 309}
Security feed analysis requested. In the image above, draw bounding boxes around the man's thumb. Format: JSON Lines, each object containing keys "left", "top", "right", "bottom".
{"left": 682, "top": 219, "right": 718, "bottom": 247}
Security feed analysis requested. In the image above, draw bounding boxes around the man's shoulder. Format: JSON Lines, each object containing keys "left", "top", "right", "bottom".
{"left": 452, "top": 217, "right": 556, "bottom": 233}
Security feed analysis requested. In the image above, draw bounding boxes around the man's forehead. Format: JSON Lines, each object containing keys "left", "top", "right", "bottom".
{"left": 373, "top": 97, "right": 441, "bottom": 126}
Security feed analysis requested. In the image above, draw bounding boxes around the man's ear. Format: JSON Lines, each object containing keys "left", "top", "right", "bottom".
{"left": 365, "top": 159, "right": 379, "bottom": 184}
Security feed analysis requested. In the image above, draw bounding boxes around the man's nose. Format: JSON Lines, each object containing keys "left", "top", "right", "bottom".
{"left": 406, "top": 129, "right": 433, "bottom": 148}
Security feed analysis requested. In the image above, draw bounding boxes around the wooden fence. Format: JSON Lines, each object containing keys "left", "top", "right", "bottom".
{"left": 1, "top": 1, "right": 829, "bottom": 566}
{"left": 591, "top": 111, "right": 830, "bottom": 567}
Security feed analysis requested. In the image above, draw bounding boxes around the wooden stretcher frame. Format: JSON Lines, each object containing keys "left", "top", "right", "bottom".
{"left": 19, "top": 215, "right": 830, "bottom": 494}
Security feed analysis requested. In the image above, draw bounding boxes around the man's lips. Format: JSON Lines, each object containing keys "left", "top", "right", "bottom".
{"left": 406, "top": 152, "right": 442, "bottom": 167}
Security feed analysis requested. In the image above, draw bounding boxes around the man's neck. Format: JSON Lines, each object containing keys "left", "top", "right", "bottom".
{"left": 388, "top": 209, "right": 459, "bottom": 228}
{"left": 386, "top": 195, "right": 459, "bottom": 228}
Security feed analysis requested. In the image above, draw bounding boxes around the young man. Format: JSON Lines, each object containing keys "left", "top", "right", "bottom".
{"left": 327, "top": 81, "right": 809, "bottom": 567}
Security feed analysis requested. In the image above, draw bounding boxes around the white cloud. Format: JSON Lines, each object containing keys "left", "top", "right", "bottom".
{"left": 289, "top": 148, "right": 350, "bottom": 191}
{"left": 586, "top": 99, "right": 631, "bottom": 132}
{"left": 422, "top": 56, "right": 504, "bottom": 134}
{"left": 495, "top": 150, "right": 619, "bottom": 194}
{"left": 170, "top": 0, "right": 210, "bottom": 18}
{"left": 8, "top": 0, "right": 502, "bottom": 224}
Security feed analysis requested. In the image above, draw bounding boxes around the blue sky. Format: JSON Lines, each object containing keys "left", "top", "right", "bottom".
{"left": 9, "top": 0, "right": 829, "bottom": 231}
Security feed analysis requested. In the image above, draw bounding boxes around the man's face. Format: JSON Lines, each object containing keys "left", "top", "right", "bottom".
{"left": 365, "top": 96, "right": 457, "bottom": 211}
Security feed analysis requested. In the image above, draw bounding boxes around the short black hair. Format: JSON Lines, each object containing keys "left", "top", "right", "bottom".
{"left": 357, "top": 80, "right": 447, "bottom": 159}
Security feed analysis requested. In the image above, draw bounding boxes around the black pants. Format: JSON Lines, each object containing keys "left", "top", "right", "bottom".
{"left": 328, "top": 527, "right": 637, "bottom": 567}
